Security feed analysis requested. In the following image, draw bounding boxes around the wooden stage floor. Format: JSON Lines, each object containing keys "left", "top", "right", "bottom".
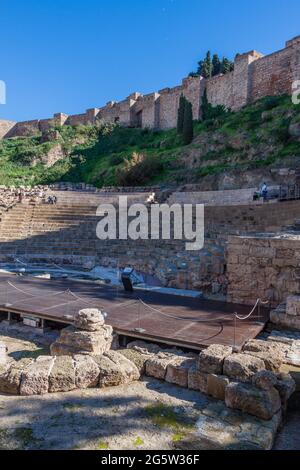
{"left": 0, "top": 274, "right": 269, "bottom": 351}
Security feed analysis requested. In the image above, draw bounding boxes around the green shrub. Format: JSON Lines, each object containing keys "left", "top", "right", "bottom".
{"left": 116, "top": 152, "right": 163, "bottom": 186}
{"left": 109, "top": 154, "right": 123, "bottom": 166}
{"left": 182, "top": 101, "right": 194, "bottom": 145}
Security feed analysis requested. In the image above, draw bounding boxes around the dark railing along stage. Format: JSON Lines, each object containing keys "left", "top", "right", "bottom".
{"left": 279, "top": 184, "right": 300, "bottom": 201}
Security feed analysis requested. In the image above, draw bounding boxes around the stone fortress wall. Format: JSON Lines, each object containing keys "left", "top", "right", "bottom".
{"left": 1, "top": 35, "right": 300, "bottom": 140}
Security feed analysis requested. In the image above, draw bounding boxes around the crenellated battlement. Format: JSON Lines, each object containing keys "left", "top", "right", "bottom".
{"left": 1, "top": 35, "right": 300, "bottom": 139}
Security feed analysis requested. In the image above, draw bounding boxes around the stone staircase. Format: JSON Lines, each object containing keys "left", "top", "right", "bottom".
{"left": 0, "top": 200, "right": 99, "bottom": 264}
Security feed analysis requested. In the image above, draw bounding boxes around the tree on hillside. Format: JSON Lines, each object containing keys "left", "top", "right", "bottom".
{"left": 197, "top": 51, "right": 213, "bottom": 78}
{"left": 201, "top": 89, "right": 210, "bottom": 121}
{"left": 182, "top": 100, "right": 194, "bottom": 145}
{"left": 212, "top": 54, "right": 221, "bottom": 76}
{"left": 177, "top": 94, "right": 186, "bottom": 134}
{"left": 190, "top": 51, "right": 234, "bottom": 78}
{"left": 221, "top": 57, "right": 234, "bottom": 74}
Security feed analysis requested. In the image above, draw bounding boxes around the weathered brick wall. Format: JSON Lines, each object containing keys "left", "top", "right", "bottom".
{"left": 207, "top": 72, "right": 234, "bottom": 109}
{"left": 65, "top": 113, "right": 89, "bottom": 126}
{"left": 6, "top": 119, "right": 41, "bottom": 138}
{"left": 227, "top": 235, "right": 300, "bottom": 307}
{"left": 249, "top": 48, "right": 293, "bottom": 102}
{"left": 158, "top": 86, "right": 182, "bottom": 130}
{"left": 0, "top": 120, "right": 16, "bottom": 139}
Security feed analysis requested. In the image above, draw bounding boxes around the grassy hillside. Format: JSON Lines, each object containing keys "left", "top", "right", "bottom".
{"left": 1, "top": 94, "right": 300, "bottom": 188}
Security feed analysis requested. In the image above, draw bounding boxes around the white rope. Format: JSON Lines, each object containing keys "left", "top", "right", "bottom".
{"left": 7, "top": 281, "right": 68, "bottom": 300}
{"left": 234, "top": 299, "right": 269, "bottom": 321}
{"left": 39, "top": 299, "right": 80, "bottom": 312}
{"left": 67, "top": 289, "right": 105, "bottom": 308}
{"left": 138, "top": 298, "right": 226, "bottom": 323}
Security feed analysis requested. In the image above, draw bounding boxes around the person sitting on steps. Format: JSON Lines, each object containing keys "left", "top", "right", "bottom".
{"left": 261, "top": 182, "right": 268, "bottom": 201}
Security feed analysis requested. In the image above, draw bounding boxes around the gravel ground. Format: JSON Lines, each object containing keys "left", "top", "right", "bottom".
{"left": 0, "top": 379, "right": 211, "bottom": 450}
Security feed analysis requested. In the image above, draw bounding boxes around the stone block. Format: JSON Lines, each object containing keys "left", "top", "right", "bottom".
{"left": 94, "top": 351, "right": 140, "bottom": 388}
{"left": 74, "top": 308, "right": 106, "bottom": 331}
{"left": 51, "top": 324, "right": 113, "bottom": 356}
{"left": 286, "top": 296, "right": 300, "bottom": 317}
{"left": 74, "top": 355, "right": 100, "bottom": 389}
{"left": 225, "top": 382, "right": 282, "bottom": 420}
{"left": 198, "top": 345, "right": 233, "bottom": 375}
{"left": 0, "top": 359, "right": 33, "bottom": 395}
{"left": 20, "top": 356, "right": 55, "bottom": 396}
{"left": 145, "top": 353, "right": 176, "bottom": 380}
{"left": 188, "top": 365, "right": 208, "bottom": 394}
{"left": 243, "top": 339, "right": 286, "bottom": 371}
{"left": 48, "top": 356, "right": 76, "bottom": 393}
{"left": 165, "top": 357, "right": 196, "bottom": 388}
{"left": 118, "top": 348, "right": 151, "bottom": 375}
{"left": 207, "top": 374, "right": 230, "bottom": 401}
{"left": 280, "top": 364, "right": 300, "bottom": 391}
{"left": 252, "top": 370, "right": 277, "bottom": 391}
{"left": 176, "top": 401, "right": 282, "bottom": 450}
{"left": 275, "top": 372, "right": 296, "bottom": 409}
{"left": 223, "top": 354, "right": 265, "bottom": 383}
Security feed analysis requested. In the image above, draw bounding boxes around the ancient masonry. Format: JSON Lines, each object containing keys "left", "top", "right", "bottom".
{"left": 1, "top": 35, "right": 300, "bottom": 139}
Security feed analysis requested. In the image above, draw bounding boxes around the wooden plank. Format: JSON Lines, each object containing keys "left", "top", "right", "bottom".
{"left": 0, "top": 274, "right": 269, "bottom": 350}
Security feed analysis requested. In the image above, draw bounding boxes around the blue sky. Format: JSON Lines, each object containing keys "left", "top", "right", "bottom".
{"left": 1, "top": 0, "right": 299, "bottom": 122}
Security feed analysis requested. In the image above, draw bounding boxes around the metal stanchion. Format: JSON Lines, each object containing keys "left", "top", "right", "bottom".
{"left": 233, "top": 314, "right": 236, "bottom": 351}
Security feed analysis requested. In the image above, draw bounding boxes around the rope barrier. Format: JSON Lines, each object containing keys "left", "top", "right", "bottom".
{"left": 234, "top": 298, "right": 269, "bottom": 321}
{"left": 7, "top": 280, "right": 68, "bottom": 299}
{"left": 138, "top": 298, "right": 227, "bottom": 323}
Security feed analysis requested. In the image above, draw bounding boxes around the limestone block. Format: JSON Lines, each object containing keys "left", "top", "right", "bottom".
{"left": 207, "top": 374, "right": 230, "bottom": 401}
{"left": 225, "top": 382, "right": 281, "bottom": 420}
{"left": 286, "top": 296, "right": 300, "bottom": 316}
{"left": 48, "top": 356, "right": 76, "bottom": 393}
{"left": 270, "top": 309, "right": 300, "bottom": 330}
{"left": 74, "top": 355, "right": 100, "bottom": 389}
{"left": 286, "top": 341, "right": 300, "bottom": 367}
{"left": 188, "top": 365, "right": 209, "bottom": 394}
{"left": 165, "top": 357, "right": 196, "bottom": 388}
{"left": 280, "top": 364, "right": 300, "bottom": 391}
{"left": 94, "top": 351, "right": 140, "bottom": 388}
{"left": 223, "top": 354, "right": 265, "bottom": 383}
{"left": 244, "top": 351, "right": 282, "bottom": 372}
{"left": 275, "top": 372, "right": 296, "bottom": 409}
{"left": 252, "top": 370, "right": 277, "bottom": 391}
{"left": 243, "top": 339, "right": 286, "bottom": 366}
{"left": 198, "top": 345, "right": 233, "bottom": 375}
{"left": 51, "top": 325, "right": 112, "bottom": 356}
{"left": 176, "top": 401, "right": 282, "bottom": 450}
{"left": 20, "top": 356, "right": 55, "bottom": 396}
{"left": 118, "top": 348, "right": 153, "bottom": 375}
{"left": 126, "top": 340, "right": 161, "bottom": 355}
{"left": 145, "top": 353, "right": 177, "bottom": 380}
{"left": 74, "top": 308, "right": 105, "bottom": 331}
{"left": 0, "top": 359, "right": 33, "bottom": 395}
